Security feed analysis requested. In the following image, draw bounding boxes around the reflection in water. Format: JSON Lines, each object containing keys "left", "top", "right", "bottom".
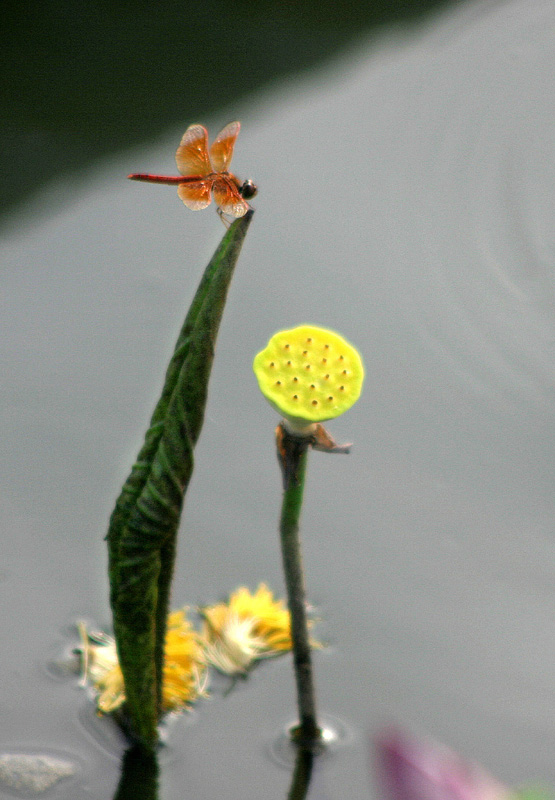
{"left": 113, "top": 745, "right": 159, "bottom": 800}
{"left": 111, "top": 741, "right": 316, "bottom": 800}
{"left": 288, "top": 747, "right": 314, "bottom": 800}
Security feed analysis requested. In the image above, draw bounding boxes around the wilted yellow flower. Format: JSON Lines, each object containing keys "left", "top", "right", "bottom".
{"left": 79, "top": 610, "right": 207, "bottom": 715}
{"left": 201, "top": 584, "right": 304, "bottom": 675}
{"left": 253, "top": 325, "right": 364, "bottom": 431}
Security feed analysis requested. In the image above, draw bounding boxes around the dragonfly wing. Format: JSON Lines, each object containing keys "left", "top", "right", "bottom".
{"left": 212, "top": 176, "right": 248, "bottom": 217}
{"left": 210, "top": 121, "right": 240, "bottom": 173}
{"left": 177, "top": 179, "right": 212, "bottom": 210}
{"left": 175, "top": 124, "right": 212, "bottom": 176}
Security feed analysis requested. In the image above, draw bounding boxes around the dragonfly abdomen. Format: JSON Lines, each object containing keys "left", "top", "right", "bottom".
{"left": 127, "top": 173, "right": 199, "bottom": 184}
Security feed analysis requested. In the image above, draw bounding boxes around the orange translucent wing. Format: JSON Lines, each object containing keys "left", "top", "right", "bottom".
{"left": 212, "top": 176, "right": 248, "bottom": 217}
{"left": 209, "top": 121, "right": 240, "bottom": 173}
{"left": 175, "top": 125, "right": 212, "bottom": 177}
{"left": 177, "top": 179, "right": 213, "bottom": 210}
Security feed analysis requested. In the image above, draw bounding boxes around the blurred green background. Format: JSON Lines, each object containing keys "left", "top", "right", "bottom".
{"left": 2, "top": 0, "right": 451, "bottom": 218}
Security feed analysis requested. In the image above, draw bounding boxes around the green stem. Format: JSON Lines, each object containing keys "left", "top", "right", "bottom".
{"left": 277, "top": 423, "right": 321, "bottom": 746}
{"left": 154, "top": 537, "right": 176, "bottom": 713}
{"left": 106, "top": 211, "right": 253, "bottom": 746}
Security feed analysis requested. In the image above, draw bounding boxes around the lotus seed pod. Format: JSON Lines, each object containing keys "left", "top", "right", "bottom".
{"left": 253, "top": 325, "right": 364, "bottom": 429}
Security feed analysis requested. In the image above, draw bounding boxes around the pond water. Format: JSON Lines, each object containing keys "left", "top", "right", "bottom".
{"left": 2, "top": 0, "right": 555, "bottom": 797}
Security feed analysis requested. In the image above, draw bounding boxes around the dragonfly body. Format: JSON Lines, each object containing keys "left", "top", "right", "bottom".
{"left": 128, "top": 174, "right": 195, "bottom": 184}
{"left": 128, "top": 122, "right": 257, "bottom": 217}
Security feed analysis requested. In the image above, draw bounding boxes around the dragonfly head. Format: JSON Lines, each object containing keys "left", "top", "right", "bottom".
{"left": 239, "top": 179, "right": 258, "bottom": 201}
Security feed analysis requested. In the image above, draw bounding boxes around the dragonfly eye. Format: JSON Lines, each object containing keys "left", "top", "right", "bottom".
{"left": 240, "top": 179, "right": 257, "bottom": 200}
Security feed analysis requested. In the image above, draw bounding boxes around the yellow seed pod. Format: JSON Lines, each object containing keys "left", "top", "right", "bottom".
{"left": 253, "top": 325, "right": 364, "bottom": 427}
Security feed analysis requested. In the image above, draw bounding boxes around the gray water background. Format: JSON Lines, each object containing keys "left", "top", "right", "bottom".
{"left": 2, "top": 0, "right": 555, "bottom": 796}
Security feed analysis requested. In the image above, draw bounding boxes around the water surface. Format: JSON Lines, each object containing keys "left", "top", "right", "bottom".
{"left": 2, "top": 0, "right": 555, "bottom": 796}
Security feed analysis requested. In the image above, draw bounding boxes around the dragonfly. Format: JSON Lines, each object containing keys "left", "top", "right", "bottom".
{"left": 128, "top": 121, "right": 257, "bottom": 218}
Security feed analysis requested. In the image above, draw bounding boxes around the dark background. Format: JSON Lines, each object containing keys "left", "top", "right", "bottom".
{"left": 2, "top": 0, "right": 450, "bottom": 218}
